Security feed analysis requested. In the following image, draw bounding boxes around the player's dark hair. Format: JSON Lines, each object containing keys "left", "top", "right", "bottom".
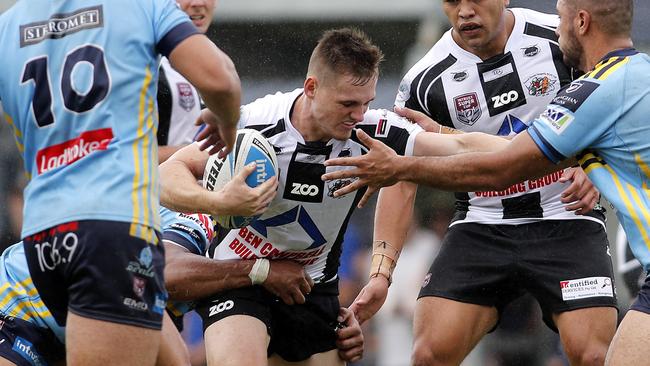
{"left": 308, "top": 27, "right": 384, "bottom": 86}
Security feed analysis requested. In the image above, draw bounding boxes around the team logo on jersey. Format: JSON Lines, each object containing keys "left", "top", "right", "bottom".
{"left": 540, "top": 105, "right": 575, "bottom": 134}
{"left": 20, "top": 6, "right": 103, "bottom": 47}
{"left": 522, "top": 45, "right": 540, "bottom": 57}
{"left": 422, "top": 273, "right": 432, "bottom": 288}
{"left": 525, "top": 73, "right": 558, "bottom": 97}
{"left": 551, "top": 81, "right": 600, "bottom": 113}
{"left": 452, "top": 70, "right": 469, "bottom": 82}
{"left": 453, "top": 93, "right": 482, "bottom": 125}
{"left": 132, "top": 276, "right": 146, "bottom": 298}
{"left": 177, "top": 82, "right": 196, "bottom": 112}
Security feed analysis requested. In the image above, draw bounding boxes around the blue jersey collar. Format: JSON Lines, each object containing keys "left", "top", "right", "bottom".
{"left": 599, "top": 48, "right": 638, "bottom": 62}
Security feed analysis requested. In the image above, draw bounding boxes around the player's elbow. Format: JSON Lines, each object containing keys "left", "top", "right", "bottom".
{"left": 482, "top": 167, "right": 522, "bottom": 191}
{"left": 197, "top": 54, "right": 241, "bottom": 104}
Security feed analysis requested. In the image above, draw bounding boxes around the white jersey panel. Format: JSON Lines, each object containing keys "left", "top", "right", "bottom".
{"left": 158, "top": 57, "right": 202, "bottom": 146}
{"left": 211, "top": 89, "right": 422, "bottom": 282}
{"left": 396, "top": 8, "right": 605, "bottom": 225}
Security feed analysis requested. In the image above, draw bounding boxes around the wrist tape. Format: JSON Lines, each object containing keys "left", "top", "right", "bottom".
{"left": 369, "top": 240, "right": 400, "bottom": 286}
{"left": 249, "top": 258, "right": 270, "bottom": 285}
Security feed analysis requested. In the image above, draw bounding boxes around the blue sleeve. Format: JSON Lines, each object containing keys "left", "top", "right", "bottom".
{"left": 161, "top": 209, "right": 214, "bottom": 255}
{"left": 529, "top": 77, "right": 622, "bottom": 163}
{"left": 152, "top": 0, "right": 199, "bottom": 57}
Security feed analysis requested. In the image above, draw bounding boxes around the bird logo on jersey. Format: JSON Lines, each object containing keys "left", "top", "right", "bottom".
{"left": 327, "top": 179, "right": 355, "bottom": 199}
{"left": 177, "top": 82, "right": 196, "bottom": 112}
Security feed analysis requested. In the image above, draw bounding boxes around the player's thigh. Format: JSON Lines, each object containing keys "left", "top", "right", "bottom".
{"left": 413, "top": 296, "right": 498, "bottom": 360}
{"left": 269, "top": 349, "right": 343, "bottom": 366}
{"left": 605, "top": 310, "right": 650, "bottom": 366}
{"left": 156, "top": 312, "right": 191, "bottom": 366}
{"left": 523, "top": 220, "right": 617, "bottom": 331}
{"left": 204, "top": 315, "right": 269, "bottom": 366}
{"left": 65, "top": 311, "right": 161, "bottom": 366}
{"left": 554, "top": 307, "right": 616, "bottom": 360}
{"left": 0, "top": 358, "right": 17, "bottom": 366}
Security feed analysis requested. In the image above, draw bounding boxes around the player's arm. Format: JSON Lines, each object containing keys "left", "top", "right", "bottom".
{"left": 350, "top": 181, "right": 416, "bottom": 324}
{"left": 168, "top": 35, "right": 240, "bottom": 151}
{"left": 159, "top": 143, "right": 277, "bottom": 217}
{"left": 158, "top": 145, "right": 186, "bottom": 164}
{"left": 164, "top": 242, "right": 313, "bottom": 305}
{"left": 324, "top": 130, "right": 575, "bottom": 204}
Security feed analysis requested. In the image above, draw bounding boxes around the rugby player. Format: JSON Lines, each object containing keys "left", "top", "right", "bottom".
{"left": 0, "top": 0, "right": 240, "bottom": 364}
{"left": 160, "top": 27, "right": 529, "bottom": 366}
{"left": 347, "top": 1, "right": 617, "bottom": 365}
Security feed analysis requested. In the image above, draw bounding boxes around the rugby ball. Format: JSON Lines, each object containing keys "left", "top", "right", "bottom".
{"left": 202, "top": 129, "right": 278, "bottom": 229}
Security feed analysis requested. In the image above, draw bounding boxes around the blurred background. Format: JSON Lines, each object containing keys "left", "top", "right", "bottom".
{"left": 1, "top": 1, "right": 649, "bottom": 365}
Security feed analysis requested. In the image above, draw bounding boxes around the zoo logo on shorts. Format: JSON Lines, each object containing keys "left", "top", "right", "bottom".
{"left": 559, "top": 276, "right": 614, "bottom": 301}
{"left": 208, "top": 300, "right": 234, "bottom": 317}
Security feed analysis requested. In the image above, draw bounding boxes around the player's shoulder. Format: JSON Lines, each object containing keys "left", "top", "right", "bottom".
{"left": 359, "top": 108, "right": 423, "bottom": 135}
{"left": 402, "top": 30, "right": 458, "bottom": 82}
{"left": 511, "top": 7, "right": 559, "bottom": 28}
{"left": 240, "top": 88, "right": 301, "bottom": 130}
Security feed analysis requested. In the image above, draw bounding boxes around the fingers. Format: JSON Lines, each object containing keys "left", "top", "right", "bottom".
{"left": 235, "top": 162, "right": 257, "bottom": 181}
{"left": 291, "top": 289, "right": 306, "bottom": 305}
{"left": 333, "top": 178, "right": 366, "bottom": 198}
{"left": 306, "top": 273, "right": 315, "bottom": 288}
{"left": 299, "top": 276, "right": 312, "bottom": 296}
{"left": 323, "top": 156, "right": 363, "bottom": 169}
{"left": 357, "top": 186, "right": 378, "bottom": 208}
{"left": 354, "top": 128, "right": 374, "bottom": 147}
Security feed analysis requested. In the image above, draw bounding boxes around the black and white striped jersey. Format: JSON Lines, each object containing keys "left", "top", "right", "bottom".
{"left": 396, "top": 8, "right": 605, "bottom": 225}
{"left": 208, "top": 88, "right": 423, "bottom": 283}
{"left": 157, "top": 57, "right": 202, "bottom": 146}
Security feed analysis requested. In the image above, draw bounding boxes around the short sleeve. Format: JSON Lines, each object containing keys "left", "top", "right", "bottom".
{"left": 152, "top": 0, "right": 199, "bottom": 57}
{"left": 356, "top": 109, "right": 423, "bottom": 156}
{"left": 528, "top": 78, "right": 620, "bottom": 164}
{"left": 162, "top": 211, "right": 214, "bottom": 255}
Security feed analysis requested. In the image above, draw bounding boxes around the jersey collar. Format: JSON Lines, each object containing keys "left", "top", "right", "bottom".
{"left": 599, "top": 48, "right": 638, "bottom": 63}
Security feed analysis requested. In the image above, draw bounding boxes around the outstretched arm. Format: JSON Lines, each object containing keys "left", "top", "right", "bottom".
{"left": 323, "top": 129, "right": 575, "bottom": 204}
{"left": 164, "top": 242, "right": 313, "bottom": 305}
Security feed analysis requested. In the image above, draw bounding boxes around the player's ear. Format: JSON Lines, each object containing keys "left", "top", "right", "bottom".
{"left": 304, "top": 76, "right": 318, "bottom": 98}
{"left": 577, "top": 9, "right": 591, "bottom": 35}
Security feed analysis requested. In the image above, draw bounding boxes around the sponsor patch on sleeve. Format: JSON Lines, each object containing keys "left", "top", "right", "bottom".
{"left": 539, "top": 105, "right": 574, "bottom": 135}
{"left": 550, "top": 80, "right": 600, "bottom": 113}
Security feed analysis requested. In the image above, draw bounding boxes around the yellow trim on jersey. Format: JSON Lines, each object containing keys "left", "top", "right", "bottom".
{"left": 0, "top": 277, "right": 51, "bottom": 321}
{"left": 603, "top": 164, "right": 650, "bottom": 249}
{"left": 131, "top": 66, "right": 153, "bottom": 239}
{"left": 636, "top": 154, "right": 650, "bottom": 183}
{"left": 584, "top": 58, "right": 617, "bottom": 79}
{"left": 627, "top": 186, "right": 650, "bottom": 252}
{"left": 597, "top": 58, "right": 630, "bottom": 81}
{"left": 4, "top": 113, "right": 24, "bottom": 153}
{"left": 584, "top": 57, "right": 630, "bottom": 81}
{"left": 578, "top": 152, "right": 606, "bottom": 175}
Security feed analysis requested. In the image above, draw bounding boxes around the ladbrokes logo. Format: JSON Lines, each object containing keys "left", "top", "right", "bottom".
{"left": 36, "top": 128, "right": 113, "bottom": 175}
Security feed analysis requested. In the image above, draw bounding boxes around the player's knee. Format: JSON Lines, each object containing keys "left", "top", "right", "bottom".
{"left": 565, "top": 342, "right": 608, "bottom": 366}
{"left": 411, "top": 339, "right": 460, "bottom": 366}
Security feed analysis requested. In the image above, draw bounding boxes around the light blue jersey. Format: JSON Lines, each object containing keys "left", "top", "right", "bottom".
{"left": 0, "top": 0, "right": 198, "bottom": 239}
{"left": 529, "top": 48, "right": 650, "bottom": 270}
{"left": 0, "top": 243, "right": 65, "bottom": 343}
{"left": 160, "top": 207, "right": 215, "bottom": 317}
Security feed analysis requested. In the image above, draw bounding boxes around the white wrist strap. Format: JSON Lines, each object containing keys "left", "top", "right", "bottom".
{"left": 249, "top": 258, "right": 270, "bottom": 285}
